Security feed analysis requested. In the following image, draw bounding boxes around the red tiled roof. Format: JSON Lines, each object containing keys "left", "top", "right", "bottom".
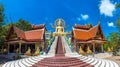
{"left": 25, "top": 29, "right": 44, "bottom": 41}
{"left": 12, "top": 26, "right": 44, "bottom": 42}
{"left": 32, "top": 24, "right": 45, "bottom": 29}
{"left": 73, "top": 25, "right": 98, "bottom": 41}
{"left": 13, "top": 26, "right": 26, "bottom": 39}
{"left": 74, "top": 24, "right": 92, "bottom": 30}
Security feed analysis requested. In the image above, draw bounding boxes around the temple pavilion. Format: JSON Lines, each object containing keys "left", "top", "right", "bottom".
{"left": 5, "top": 24, "right": 47, "bottom": 54}
{"left": 71, "top": 22, "right": 106, "bottom": 53}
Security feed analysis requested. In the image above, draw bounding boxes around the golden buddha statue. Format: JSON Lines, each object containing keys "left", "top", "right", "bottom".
{"left": 53, "top": 18, "right": 66, "bottom": 36}
{"left": 107, "top": 47, "right": 112, "bottom": 52}
{"left": 79, "top": 46, "right": 85, "bottom": 55}
{"left": 34, "top": 47, "right": 40, "bottom": 56}
{"left": 24, "top": 47, "right": 31, "bottom": 56}
{"left": 86, "top": 46, "right": 93, "bottom": 54}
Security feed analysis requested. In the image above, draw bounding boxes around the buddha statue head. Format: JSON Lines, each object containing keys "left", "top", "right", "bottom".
{"left": 55, "top": 18, "right": 65, "bottom": 27}
{"left": 57, "top": 19, "right": 62, "bottom": 26}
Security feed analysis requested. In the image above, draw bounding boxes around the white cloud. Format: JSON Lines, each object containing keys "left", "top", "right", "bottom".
{"left": 99, "top": 0, "right": 116, "bottom": 17}
{"left": 81, "top": 14, "right": 89, "bottom": 20}
{"left": 108, "top": 22, "right": 115, "bottom": 27}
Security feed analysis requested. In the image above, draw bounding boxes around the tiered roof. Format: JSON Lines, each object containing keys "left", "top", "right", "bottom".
{"left": 72, "top": 23, "right": 105, "bottom": 41}
{"left": 31, "top": 24, "right": 45, "bottom": 30}
{"left": 6, "top": 25, "right": 45, "bottom": 42}
{"left": 74, "top": 24, "right": 92, "bottom": 30}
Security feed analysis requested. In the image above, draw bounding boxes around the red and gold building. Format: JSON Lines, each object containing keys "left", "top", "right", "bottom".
{"left": 5, "top": 24, "right": 46, "bottom": 54}
{"left": 71, "top": 22, "right": 106, "bottom": 53}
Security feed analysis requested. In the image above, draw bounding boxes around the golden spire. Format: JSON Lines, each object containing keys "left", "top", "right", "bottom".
{"left": 98, "top": 16, "right": 101, "bottom": 25}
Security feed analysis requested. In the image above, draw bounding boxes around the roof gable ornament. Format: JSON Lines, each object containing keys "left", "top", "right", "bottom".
{"left": 94, "top": 19, "right": 105, "bottom": 40}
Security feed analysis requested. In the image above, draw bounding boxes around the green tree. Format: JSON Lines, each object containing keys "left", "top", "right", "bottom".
{"left": 116, "top": 3, "right": 120, "bottom": 8}
{"left": 15, "top": 19, "right": 32, "bottom": 31}
{"left": 116, "top": 18, "right": 120, "bottom": 32}
{"left": 106, "top": 32, "right": 120, "bottom": 51}
{"left": 116, "top": 3, "right": 120, "bottom": 32}
{"left": 0, "top": 3, "right": 4, "bottom": 26}
{"left": 0, "top": 3, "right": 5, "bottom": 42}
{"left": 0, "top": 3, "right": 5, "bottom": 54}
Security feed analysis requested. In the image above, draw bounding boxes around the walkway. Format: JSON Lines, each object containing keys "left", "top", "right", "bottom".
{"left": 55, "top": 36, "right": 64, "bottom": 57}
{"left": 32, "top": 36, "right": 93, "bottom": 67}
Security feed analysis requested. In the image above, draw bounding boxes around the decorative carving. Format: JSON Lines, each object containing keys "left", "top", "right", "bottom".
{"left": 9, "top": 33, "right": 17, "bottom": 40}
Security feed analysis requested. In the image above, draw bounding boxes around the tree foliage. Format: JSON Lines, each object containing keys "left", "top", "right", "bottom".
{"left": 0, "top": 3, "right": 4, "bottom": 26}
{"left": 116, "top": 3, "right": 120, "bottom": 8}
{"left": 116, "top": 3, "right": 120, "bottom": 32}
{"left": 116, "top": 18, "right": 120, "bottom": 32}
{"left": 0, "top": 3, "right": 5, "bottom": 42}
{"left": 106, "top": 32, "right": 120, "bottom": 51}
{"left": 15, "top": 19, "right": 32, "bottom": 31}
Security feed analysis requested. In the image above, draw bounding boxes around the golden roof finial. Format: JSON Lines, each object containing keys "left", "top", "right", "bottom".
{"left": 98, "top": 16, "right": 101, "bottom": 25}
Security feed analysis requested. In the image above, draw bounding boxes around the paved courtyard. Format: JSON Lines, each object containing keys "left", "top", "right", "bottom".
{"left": 106, "top": 56, "right": 120, "bottom": 66}
{"left": 0, "top": 55, "right": 120, "bottom": 67}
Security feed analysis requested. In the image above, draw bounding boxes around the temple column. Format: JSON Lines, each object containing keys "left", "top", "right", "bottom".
{"left": 92, "top": 41, "right": 96, "bottom": 57}
{"left": 76, "top": 43, "right": 79, "bottom": 52}
{"left": 7, "top": 43, "right": 10, "bottom": 53}
{"left": 73, "top": 40, "right": 76, "bottom": 52}
{"left": 43, "top": 42, "right": 45, "bottom": 52}
{"left": 41, "top": 42, "right": 45, "bottom": 52}
{"left": 25, "top": 44, "right": 27, "bottom": 53}
{"left": 19, "top": 40, "right": 22, "bottom": 54}
{"left": 14, "top": 44, "right": 15, "bottom": 52}
{"left": 93, "top": 43, "right": 95, "bottom": 53}
{"left": 101, "top": 42, "right": 104, "bottom": 53}
{"left": 35, "top": 42, "right": 39, "bottom": 50}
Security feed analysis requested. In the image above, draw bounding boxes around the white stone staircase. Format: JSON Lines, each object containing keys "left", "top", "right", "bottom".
{"left": 47, "top": 36, "right": 58, "bottom": 56}
{"left": 61, "top": 36, "right": 72, "bottom": 54}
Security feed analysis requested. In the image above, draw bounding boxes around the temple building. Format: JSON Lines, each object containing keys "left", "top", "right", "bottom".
{"left": 71, "top": 22, "right": 106, "bottom": 53}
{"left": 5, "top": 24, "right": 47, "bottom": 54}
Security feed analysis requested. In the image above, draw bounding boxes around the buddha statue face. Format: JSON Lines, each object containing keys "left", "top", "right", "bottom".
{"left": 55, "top": 18, "right": 65, "bottom": 27}
{"left": 57, "top": 19, "right": 62, "bottom": 26}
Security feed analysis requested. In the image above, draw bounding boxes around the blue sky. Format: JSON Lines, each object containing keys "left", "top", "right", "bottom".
{"left": 1, "top": 0, "right": 120, "bottom": 36}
